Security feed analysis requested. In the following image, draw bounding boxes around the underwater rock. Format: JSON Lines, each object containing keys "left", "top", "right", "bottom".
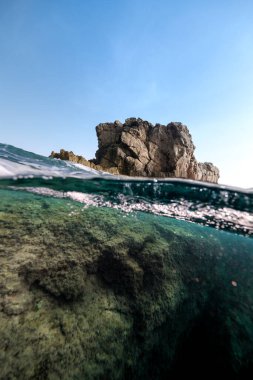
{"left": 94, "top": 118, "right": 220, "bottom": 182}
{"left": 1, "top": 189, "right": 253, "bottom": 378}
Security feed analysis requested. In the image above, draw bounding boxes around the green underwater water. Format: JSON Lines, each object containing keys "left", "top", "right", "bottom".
{"left": 0, "top": 185, "right": 253, "bottom": 379}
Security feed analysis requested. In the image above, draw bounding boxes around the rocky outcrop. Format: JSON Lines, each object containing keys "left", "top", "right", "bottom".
{"left": 94, "top": 118, "right": 219, "bottom": 182}
{"left": 50, "top": 118, "right": 219, "bottom": 182}
{"left": 50, "top": 149, "right": 119, "bottom": 174}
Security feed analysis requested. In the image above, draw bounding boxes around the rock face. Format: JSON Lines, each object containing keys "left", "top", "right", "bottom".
{"left": 94, "top": 118, "right": 219, "bottom": 182}
{"left": 50, "top": 149, "right": 119, "bottom": 174}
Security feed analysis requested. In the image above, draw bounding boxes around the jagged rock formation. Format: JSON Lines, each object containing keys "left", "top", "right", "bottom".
{"left": 50, "top": 118, "right": 220, "bottom": 182}
{"left": 50, "top": 149, "right": 119, "bottom": 174}
{"left": 94, "top": 118, "right": 219, "bottom": 182}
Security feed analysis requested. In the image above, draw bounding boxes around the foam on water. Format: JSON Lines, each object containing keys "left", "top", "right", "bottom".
{"left": 0, "top": 142, "right": 252, "bottom": 237}
{"left": 0, "top": 143, "right": 113, "bottom": 179}
{"left": 1, "top": 142, "right": 253, "bottom": 378}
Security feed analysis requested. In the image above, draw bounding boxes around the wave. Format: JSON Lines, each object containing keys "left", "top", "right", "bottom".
{"left": 0, "top": 143, "right": 252, "bottom": 237}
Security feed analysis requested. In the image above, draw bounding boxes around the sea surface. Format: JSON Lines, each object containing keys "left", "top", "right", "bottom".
{"left": 0, "top": 142, "right": 253, "bottom": 378}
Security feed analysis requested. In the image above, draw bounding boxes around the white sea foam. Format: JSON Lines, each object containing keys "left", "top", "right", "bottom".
{"left": 0, "top": 158, "right": 39, "bottom": 177}
{"left": 11, "top": 187, "right": 253, "bottom": 236}
{"left": 0, "top": 157, "right": 106, "bottom": 179}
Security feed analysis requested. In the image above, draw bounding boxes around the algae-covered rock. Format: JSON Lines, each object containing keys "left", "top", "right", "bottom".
{"left": 0, "top": 189, "right": 253, "bottom": 379}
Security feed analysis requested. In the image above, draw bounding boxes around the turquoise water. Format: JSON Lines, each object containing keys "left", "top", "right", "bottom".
{"left": 0, "top": 143, "right": 253, "bottom": 378}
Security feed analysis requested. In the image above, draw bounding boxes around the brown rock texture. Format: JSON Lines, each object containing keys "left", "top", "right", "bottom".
{"left": 50, "top": 149, "right": 119, "bottom": 174}
{"left": 94, "top": 118, "right": 220, "bottom": 182}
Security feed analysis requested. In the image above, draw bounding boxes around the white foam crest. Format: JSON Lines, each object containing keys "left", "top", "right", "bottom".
{"left": 64, "top": 161, "right": 103, "bottom": 175}
{"left": 0, "top": 157, "right": 102, "bottom": 179}
{"left": 0, "top": 159, "right": 40, "bottom": 177}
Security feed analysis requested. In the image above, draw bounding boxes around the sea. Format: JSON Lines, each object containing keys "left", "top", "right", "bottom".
{"left": 0, "top": 142, "right": 253, "bottom": 379}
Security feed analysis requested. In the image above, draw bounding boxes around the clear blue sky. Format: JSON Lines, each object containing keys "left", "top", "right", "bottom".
{"left": 0, "top": 0, "right": 253, "bottom": 188}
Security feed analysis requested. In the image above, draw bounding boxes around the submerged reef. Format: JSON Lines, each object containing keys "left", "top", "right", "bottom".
{"left": 0, "top": 189, "right": 253, "bottom": 378}
{"left": 50, "top": 118, "right": 220, "bottom": 182}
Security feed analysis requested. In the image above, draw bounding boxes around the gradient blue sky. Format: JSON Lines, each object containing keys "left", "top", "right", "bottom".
{"left": 0, "top": 0, "right": 253, "bottom": 187}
